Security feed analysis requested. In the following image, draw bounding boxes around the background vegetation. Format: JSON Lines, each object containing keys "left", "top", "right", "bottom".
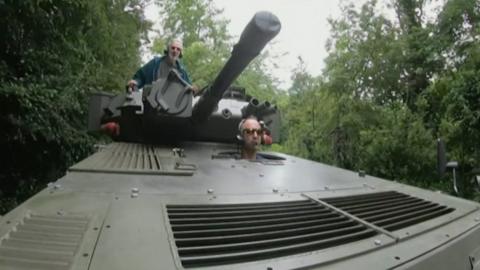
{"left": 0, "top": 0, "right": 150, "bottom": 213}
{"left": 280, "top": 0, "right": 480, "bottom": 198}
{"left": 0, "top": 0, "right": 479, "bottom": 214}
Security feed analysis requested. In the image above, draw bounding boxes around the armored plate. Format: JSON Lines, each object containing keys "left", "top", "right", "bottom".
{"left": 1, "top": 142, "right": 480, "bottom": 270}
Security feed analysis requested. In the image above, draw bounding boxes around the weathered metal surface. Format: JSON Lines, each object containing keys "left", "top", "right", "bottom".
{"left": 0, "top": 213, "right": 88, "bottom": 270}
{"left": 69, "top": 143, "right": 195, "bottom": 176}
{"left": 1, "top": 141, "right": 480, "bottom": 269}
{"left": 167, "top": 200, "right": 377, "bottom": 268}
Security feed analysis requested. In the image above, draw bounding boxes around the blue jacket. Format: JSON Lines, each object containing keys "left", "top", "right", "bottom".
{"left": 132, "top": 56, "right": 192, "bottom": 89}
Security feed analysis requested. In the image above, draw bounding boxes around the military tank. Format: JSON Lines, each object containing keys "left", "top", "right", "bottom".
{"left": 1, "top": 11, "right": 480, "bottom": 270}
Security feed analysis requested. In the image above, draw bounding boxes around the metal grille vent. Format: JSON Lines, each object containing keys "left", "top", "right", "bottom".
{"left": 322, "top": 191, "right": 455, "bottom": 232}
{"left": 70, "top": 143, "right": 195, "bottom": 175}
{"left": 0, "top": 214, "right": 89, "bottom": 270}
{"left": 167, "top": 200, "right": 377, "bottom": 268}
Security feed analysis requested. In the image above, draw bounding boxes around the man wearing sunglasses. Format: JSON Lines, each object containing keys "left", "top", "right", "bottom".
{"left": 127, "top": 38, "right": 198, "bottom": 93}
{"left": 239, "top": 116, "right": 264, "bottom": 160}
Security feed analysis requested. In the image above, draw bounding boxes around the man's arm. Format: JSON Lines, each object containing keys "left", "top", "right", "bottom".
{"left": 176, "top": 61, "right": 201, "bottom": 95}
{"left": 131, "top": 57, "right": 158, "bottom": 89}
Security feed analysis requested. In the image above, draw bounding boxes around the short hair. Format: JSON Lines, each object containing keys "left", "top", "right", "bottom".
{"left": 169, "top": 38, "right": 183, "bottom": 50}
{"left": 164, "top": 38, "right": 184, "bottom": 58}
{"left": 238, "top": 115, "right": 259, "bottom": 133}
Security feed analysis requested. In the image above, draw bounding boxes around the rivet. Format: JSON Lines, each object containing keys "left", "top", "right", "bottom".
{"left": 272, "top": 188, "right": 278, "bottom": 193}
{"left": 324, "top": 186, "right": 330, "bottom": 190}
{"left": 54, "top": 184, "right": 61, "bottom": 190}
{"left": 131, "top": 188, "right": 139, "bottom": 193}
{"left": 131, "top": 193, "right": 138, "bottom": 198}
{"left": 259, "top": 174, "right": 264, "bottom": 177}
{"left": 475, "top": 217, "right": 480, "bottom": 222}
{"left": 207, "top": 189, "right": 214, "bottom": 194}
{"left": 374, "top": 239, "right": 382, "bottom": 246}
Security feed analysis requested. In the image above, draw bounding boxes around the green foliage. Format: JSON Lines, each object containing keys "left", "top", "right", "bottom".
{"left": 152, "top": 0, "right": 280, "bottom": 101}
{"left": 156, "top": 0, "right": 230, "bottom": 48}
{"left": 281, "top": 0, "right": 480, "bottom": 199}
{"left": 357, "top": 104, "right": 436, "bottom": 185}
{"left": 0, "top": 82, "right": 94, "bottom": 213}
{"left": 0, "top": 0, "right": 150, "bottom": 213}
{"left": 235, "top": 54, "right": 280, "bottom": 102}
{"left": 152, "top": 0, "right": 230, "bottom": 87}
{"left": 181, "top": 41, "right": 228, "bottom": 87}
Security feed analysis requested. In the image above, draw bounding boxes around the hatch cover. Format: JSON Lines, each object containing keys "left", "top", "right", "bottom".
{"left": 69, "top": 143, "right": 196, "bottom": 175}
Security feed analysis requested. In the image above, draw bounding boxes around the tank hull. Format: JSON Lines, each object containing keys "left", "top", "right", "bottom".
{"left": 1, "top": 142, "right": 479, "bottom": 270}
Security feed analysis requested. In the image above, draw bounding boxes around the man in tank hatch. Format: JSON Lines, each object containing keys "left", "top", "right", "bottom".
{"left": 238, "top": 116, "right": 270, "bottom": 160}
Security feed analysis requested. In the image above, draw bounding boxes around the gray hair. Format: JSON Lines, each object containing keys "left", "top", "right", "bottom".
{"left": 238, "top": 115, "right": 259, "bottom": 133}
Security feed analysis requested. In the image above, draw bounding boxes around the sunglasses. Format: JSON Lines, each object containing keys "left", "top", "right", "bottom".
{"left": 243, "top": 128, "right": 263, "bottom": 135}
{"left": 170, "top": 46, "right": 182, "bottom": 52}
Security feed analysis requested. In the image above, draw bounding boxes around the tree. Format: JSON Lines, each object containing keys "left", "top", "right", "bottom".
{"left": 156, "top": 0, "right": 230, "bottom": 48}
{"left": 0, "top": 0, "right": 151, "bottom": 213}
{"left": 281, "top": 0, "right": 476, "bottom": 197}
{"left": 152, "top": 0, "right": 280, "bottom": 101}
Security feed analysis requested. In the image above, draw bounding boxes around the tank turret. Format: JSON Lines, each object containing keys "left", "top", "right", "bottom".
{"left": 88, "top": 11, "right": 281, "bottom": 144}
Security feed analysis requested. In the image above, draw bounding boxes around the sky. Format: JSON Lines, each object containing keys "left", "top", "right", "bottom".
{"left": 213, "top": 0, "right": 347, "bottom": 88}
{"left": 144, "top": 0, "right": 368, "bottom": 89}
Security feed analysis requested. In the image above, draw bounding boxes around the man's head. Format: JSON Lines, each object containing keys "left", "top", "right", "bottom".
{"left": 239, "top": 116, "right": 263, "bottom": 154}
{"left": 166, "top": 38, "right": 183, "bottom": 64}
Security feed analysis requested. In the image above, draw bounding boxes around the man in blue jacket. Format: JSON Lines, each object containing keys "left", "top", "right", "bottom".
{"left": 127, "top": 39, "right": 198, "bottom": 93}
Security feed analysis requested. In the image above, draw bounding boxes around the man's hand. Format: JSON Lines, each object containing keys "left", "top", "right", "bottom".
{"left": 126, "top": 80, "right": 138, "bottom": 93}
{"left": 188, "top": 84, "right": 200, "bottom": 96}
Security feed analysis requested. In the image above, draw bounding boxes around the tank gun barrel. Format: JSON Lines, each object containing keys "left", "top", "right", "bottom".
{"left": 192, "top": 11, "right": 281, "bottom": 122}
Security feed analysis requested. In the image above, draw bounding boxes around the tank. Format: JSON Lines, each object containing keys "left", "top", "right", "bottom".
{"left": 87, "top": 10, "right": 281, "bottom": 145}
{"left": 1, "top": 11, "right": 480, "bottom": 270}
